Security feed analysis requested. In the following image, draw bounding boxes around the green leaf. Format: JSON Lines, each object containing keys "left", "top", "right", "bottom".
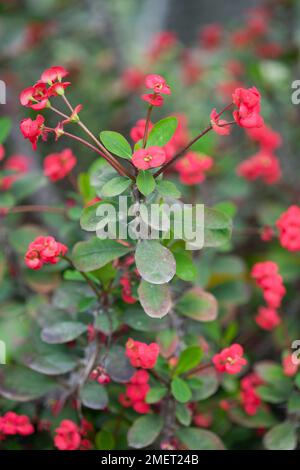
{"left": 146, "top": 117, "right": 178, "bottom": 148}
{"left": 24, "top": 351, "right": 77, "bottom": 375}
{"left": 95, "top": 430, "right": 115, "bottom": 450}
{"left": 123, "top": 306, "right": 169, "bottom": 332}
{"left": 72, "top": 238, "right": 131, "bottom": 272}
{"left": 0, "top": 366, "right": 56, "bottom": 402}
{"left": 188, "top": 370, "right": 219, "bottom": 401}
{"left": 175, "top": 403, "right": 192, "bottom": 426}
{"left": 176, "top": 287, "right": 218, "bottom": 322}
{"left": 80, "top": 201, "right": 106, "bottom": 231}
{"left": 128, "top": 414, "right": 163, "bottom": 449}
{"left": 229, "top": 407, "right": 278, "bottom": 429}
{"left": 171, "top": 376, "right": 192, "bottom": 403}
{"left": 80, "top": 381, "right": 108, "bottom": 410}
{"left": 136, "top": 171, "right": 156, "bottom": 196}
{"left": 146, "top": 386, "right": 168, "bottom": 404}
{"left": 135, "top": 240, "right": 176, "bottom": 284}
{"left": 11, "top": 173, "right": 47, "bottom": 201}
{"left": 100, "top": 131, "right": 132, "bottom": 159}
{"left": 288, "top": 391, "right": 300, "bottom": 414}
{"left": 41, "top": 321, "right": 87, "bottom": 344}
{"left": 176, "top": 427, "right": 225, "bottom": 450}
{"left": 174, "top": 252, "right": 197, "bottom": 282}
{"left": 104, "top": 345, "right": 135, "bottom": 383}
{"left": 0, "top": 117, "right": 12, "bottom": 144}
{"left": 264, "top": 422, "right": 297, "bottom": 450}
{"left": 204, "top": 207, "right": 233, "bottom": 248}
{"left": 156, "top": 180, "right": 181, "bottom": 198}
{"left": 174, "top": 346, "right": 202, "bottom": 376}
{"left": 256, "top": 385, "right": 290, "bottom": 404}
{"left": 101, "top": 176, "right": 131, "bottom": 197}
{"left": 138, "top": 280, "right": 172, "bottom": 318}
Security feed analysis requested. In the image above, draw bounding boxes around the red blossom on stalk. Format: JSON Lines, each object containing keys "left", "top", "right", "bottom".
{"left": 119, "top": 370, "right": 151, "bottom": 414}
{"left": 276, "top": 206, "right": 300, "bottom": 252}
{"left": 210, "top": 108, "right": 231, "bottom": 136}
{"left": 25, "top": 236, "right": 68, "bottom": 270}
{"left": 54, "top": 420, "right": 81, "bottom": 451}
{"left": 0, "top": 412, "right": 34, "bottom": 436}
{"left": 125, "top": 339, "right": 159, "bottom": 369}
{"left": 43, "top": 148, "right": 77, "bottom": 182}
{"left": 141, "top": 74, "right": 170, "bottom": 107}
{"left": 175, "top": 152, "right": 213, "bottom": 185}
{"left": 130, "top": 119, "right": 153, "bottom": 143}
{"left": 237, "top": 151, "right": 281, "bottom": 184}
{"left": 40, "top": 65, "right": 69, "bottom": 84}
{"left": 251, "top": 261, "right": 286, "bottom": 310}
{"left": 240, "top": 373, "right": 263, "bottom": 416}
{"left": 20, "top": 82, "right": 49, "bottom": 110}
{"left": 232, "top": 87, "right": 264, "bottom": 128}
{"left": 212, "top": 344, "right": 247, "bottom": 375}
{"left": 132, "top": 146, "right": 166, "bottom": 170}
{"left": 255, "top": 306, "right": 281, "bottom": 331}
{"left": 20, "top": 114, "right": 45, "bottom": 150}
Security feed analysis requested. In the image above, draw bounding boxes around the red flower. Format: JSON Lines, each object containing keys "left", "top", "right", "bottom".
{"left": 54, "top": 420, "right": 81, "bottom": 451}
{"left": 282, "top": 354, "right": 298, "bottom": 377}
{"left": 122, "top": 67, "right": 145, "bottom": 91}
{"left": 175, "top": 152, "right": 213, "bottom": 185}
{"left": 237, "top": 151, "right": 281, "bottom": 185}
{"left": 120, "top": 274, "right": 137, "bottom": 304}
{"left": 125, "top": 338, "right": 159, "bottom": 369}
{"left": 25, "top": 235, "right": 68, "bottom": 270}
{"left": 232, "top": 87, "right": 264, "bottom": 128}
{"left": 251, "top": 261, "right": 286, "bottom": 310}
{"left": 212, "top": 343, "right": 247, "bottom": 375}
{"left": 132, "top": 146, "right": 166, "bottom": 170}
{"left": 0, "top": 145, "right": 4, "bottom": 161}
{"left": 255, "top": 306, "right": 281, "bottom": 331}
{"left": 20, "top": 114, "right": 45, "bottom": 150}
{"left": 141, "top": 93, "right": 164, "bottom": 107}
{"left": 246, "top": 124, "right": 282, "bottom": 152}
{"left": 145, "top": 74, "right": 171, "bottom": 95}
{"left": 148, "top": 31, "right": 177, "bottom": 61}
{"left": 0, "top": 154, "right": 30, "bottom": 190}
{"left": 48, "top": 81, "right": 71, "bottom": 97}
{"left": 193, "top": 413, "right": 213, "bottom": 428}
{"left": 20, "top": 82, "right": 49, "bottom": 110}
{"left": 40, "top": 66, "right": 69, "bottom": 84}
{"left": 119, "top": 370, "right": 151, "bottom": 414}
{"left": 43, "top": 148, "right": 77, "bottom": 182}
{"left": 240, "top": 373, "right": 263, "bottom": 416}
{"left": 199, "top": 23, "right": 222, "bottom": 50}
{"left": 130, "top": 119, "right": 153, "bottom": 143}
{"left": 276, "top": 206, "right": 300, "bottom": 252}
{"left": 0, "top": 412, "right": 34, "bottom": 436}
{"left": 210, "top": 108, "right": 231, "bottom": 136}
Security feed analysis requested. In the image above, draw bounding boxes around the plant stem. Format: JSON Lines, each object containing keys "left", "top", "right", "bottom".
{"left": 63, "top": 255, "right": 102, "bottom": 301}
{"left": 142, "top": 105, "right": 153, "bottom": 148}
{"left": 7, "top": 205, "right": 66, "bottom": 215}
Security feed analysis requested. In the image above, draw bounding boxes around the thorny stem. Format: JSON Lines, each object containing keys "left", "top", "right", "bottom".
{"left": 154, "top": 102, "right": 234, "bottom": 178}
{"left": 142, "top": 105, "right": 153, "bottom": 148}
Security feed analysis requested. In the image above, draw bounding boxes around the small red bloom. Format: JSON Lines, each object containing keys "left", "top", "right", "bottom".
{"left": 233, "top": 87, "right": 264, "bottom": 129}
{"left": 132, "top": 146, "right": 166, "bottom": 170}
{"left": 145, "top": 74, "right": 171, "bottom": 95}
{"left": 212, "top": 343, "right": 247, "bottom": 375}
{"left": 255, "top": 306, "right": 281, "bottom": 331}
{"left": 0, "top": 412, "right": 34, "bottom": 436}
{"left": 48, "top": 81, "right": 71, "bottom": 97}
{"left": 237, "top": 151, "right": 281, "bottom": 185}
{"left": 20, "top": 114, "right": 45, "bottom": 150}
{"left": 251, "top": 261, "right": 286, "bottom": 310}
{"left": 0, "top": 145, "right": 4, "bottom": 161}
{"left": 0, "top": 154, "right": 30, "bottom": 190}
{"left": 240, "top": 373, "right": 263, "bottom": 416}
{"left": 282, "top": 354, "right": 298, "bottom": 377}
{"left": 43, "top": 148, "right": 77, "bottom": 182}
{"left": 210, "top": 108, "right": 231, "bottom": 136}
{"left": 54, "top": 420, "right": 81, "bottom": 451}
{"left": 199, "top": 23, "right": 222, "bottom": 50}
{"left": 141, "top": 93, "right": 164, "bottom": 107}
{"left": 193, "top": 413, "right": 212, "bottom": 428}
{"left": 148, "top": 31, "right": 177, "bottom": 61}
{"left": 175, "top": 152, "right": 213, "bottom": 185}
{"left": 130, "top": 119, "right": 153, "bottom": 143}
{"left": 40, "top": 66, "right": 69, "bottom": 84}
{"left": 20, "top": 82, "right": 49, "bottom": 110}
{"left": 246, "top": 124, "right": 282, "bottom": 152}
{"left": 276, "top": 206, "right": 300, "bottom": 252}
{"left": 125, "top": 338, "right": 159, "bottom": 369}
{"left": 261, "top": 226, "right": 274, "bottom": 242}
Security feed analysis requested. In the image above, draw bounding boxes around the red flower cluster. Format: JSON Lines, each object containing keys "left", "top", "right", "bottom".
{"left": 130, "top": 119, "right": 153, "bottom": 143}
{"left": 54, "top": 419, "right": 92, "bottom": 451}
{"left": 0, "top": 154, "right": 30, "bottom": 190}
{"left": 132, "top": 146, "right": 166, "bottom": 170}
{"left": 43, "top": 148, "right": 77, "bottom": 182}
{"left": 141, "top": 74, "right": 171, "bottom": 107}
{"left": 199, "top": 23, "right": 222, "bottom": 50}
{"left": 175, "top": 152, "right": 213, "bottom": 185}
{"left": 276, "top": 206, "right": 300, "bottom": 252}
{"left": 125, "top": 338, "right": 159, "bottom": 369}
{"left": 212, "top": 343, "right": 247, "bottom": 375}
{"left": 0, "top": 412, "right": 34, "bottom": 438}
{"left": 20, "top": 66, "right": 70, "bottom": 110}
{"left": 233, "top": 87, "right": 263, "bottom": 128}
{"left": 20, "top": 114, "right": 45, "bottom": 150}
{"left": 255, "top": 306, "right": 281, "bottom": 331}
{"left": 237, "top": 151, "right": 281, "bottom": 184}
{"left": 120, "top": 273, "right": 137, "bottom": 304}
{"left": 246, "top": 123, "right": 282, "bottom": 152}
{"left": 25, "top": 236, "right": 68, "bottom": 270}
{"left": 240, "top": 373, "right": 263, "bottom": 416}
{"left": 251, "top": 261, "right": 286, "bottom": 310}
{"left": 119, "top": 370, "right": 150, "bottom": 414}
{"left": 148, "top": 31, "right": 177, "bottom": 62}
